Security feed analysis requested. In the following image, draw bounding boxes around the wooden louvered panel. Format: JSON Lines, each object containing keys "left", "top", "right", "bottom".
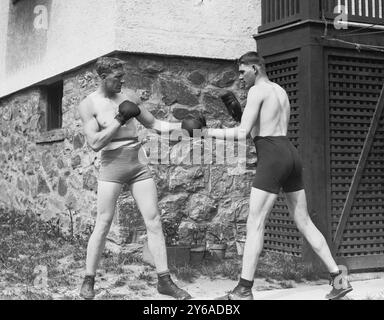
{"left": 261, "top": 243, "right": 302, "bottom": 255}
{"left": 338, "top": 246, "right": 384, "bottom": 255}
{"left": 328, "top": 54, "right": 384, "bottom": 259}
{"left": 335, "top": 214, "right": 384, "bottom": 223}
{"left": 336, "top": 222, "right": 384, "bottom": 231}
{"left": 262, "top": 55, "right": 303, "bottom": 256}
{"left": 264, "top": 227, "right": 301, "bottom": 237}
{"left": 344, "top": 230, "right": 384, "bottom": 237}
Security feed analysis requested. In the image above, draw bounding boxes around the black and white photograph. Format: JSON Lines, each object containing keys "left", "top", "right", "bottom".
{"left": 0, "top": 0, "right": 384, "bottom": 305}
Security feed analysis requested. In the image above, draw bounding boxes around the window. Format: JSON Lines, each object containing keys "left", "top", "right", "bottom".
{"left": 45, "top": 80, "right": 63, "bottom": 131}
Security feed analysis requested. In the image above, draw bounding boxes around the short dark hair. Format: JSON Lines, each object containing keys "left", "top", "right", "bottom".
{"left": 238, "top": 51, "right": 265, "bottom": 69}
{"left": 95, "top": 57, "right": 124, "bottom": 77}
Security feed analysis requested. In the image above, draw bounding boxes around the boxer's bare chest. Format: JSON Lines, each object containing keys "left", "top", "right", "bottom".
{"left": 91, "top": 93, "right": 137, "bottom": 135}
{"left": 93, "top": 96, "right": 119, "bottom": 129}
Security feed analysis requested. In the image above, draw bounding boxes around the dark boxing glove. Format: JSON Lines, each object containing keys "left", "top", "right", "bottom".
{"left": 115, "top": 100, "right": 141, "bottom": 125}
{"left": 220, "top": 91, "right": 243, "bottom": 123}
{"left": 182, "top": 115, "right": 207, "bottom": 137}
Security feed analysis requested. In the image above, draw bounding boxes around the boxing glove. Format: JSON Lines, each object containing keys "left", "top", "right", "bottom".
{"left": 115, "top": 100, "right": 141, "bottom": 125}
{"left": 182, "top": 115, "right": 206, "bottom": 137}
{"left": 220, "top": 91, "right": 243, "bottom": 123}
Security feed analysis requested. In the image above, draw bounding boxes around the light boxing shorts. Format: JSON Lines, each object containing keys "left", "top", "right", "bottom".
{"left": 99, "top": 141, "right": 152, "bottom": 185}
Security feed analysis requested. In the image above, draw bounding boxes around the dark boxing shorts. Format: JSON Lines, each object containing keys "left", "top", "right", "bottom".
{"left": 252, "top": 136, "right": 304, "bottom": 194}
{"left": 99, "top": 143, "right": 152, "bottom": 185}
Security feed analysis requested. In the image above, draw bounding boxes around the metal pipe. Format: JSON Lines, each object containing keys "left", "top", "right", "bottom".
{"left": 336, "top": 20, "right": 384, "bottom": 30}
{"left": 254, "top": 19, "right": 384, "bottom": 38}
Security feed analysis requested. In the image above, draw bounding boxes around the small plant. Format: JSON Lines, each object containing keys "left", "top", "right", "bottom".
{"left": 198, "top": 258, "right": 241, "bottom": 280}
{"left": 113, "top": 275, "right": 129, "bottom": 288}
{"left": 162, "top": 218, "right": 181, "bottom": 246}
{"left": 65, "top": 194, "right": 79, "bottom": 242}
{"left": 207, "top": 223, "right": 229, "bottom": 245}
{"left": 209, "top": 232, "right": 226, "bottom": 245}
{"left": 191, "top": 227, "right": 207, "bottom": 248}
{"left": 117, "top": 250, "right": 142, "bottom": 265}
{"left": 138, "top": 270, "right": 154, "bottom": 283}
{"left": 206, "top": 224, "right": 229, "bottom": 260}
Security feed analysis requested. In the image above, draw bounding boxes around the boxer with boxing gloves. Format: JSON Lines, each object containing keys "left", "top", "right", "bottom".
{"left": 77, "top": 57, "right": 191, "bottom": 300}
{"left": 203, "top": 52, "right": 352, "bottom": 300}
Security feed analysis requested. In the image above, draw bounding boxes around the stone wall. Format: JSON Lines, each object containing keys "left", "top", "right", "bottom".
{"left": 0, "top": 53, "right": 257, "bottom": 253}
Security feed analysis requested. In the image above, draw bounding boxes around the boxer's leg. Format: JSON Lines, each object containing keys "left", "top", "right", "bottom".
{"left": 285, "top": 190, "right": 353, "bottom": 299}
{"left": 129, "top": 178, "right": 168, "bottom": 273}
{"left": 86, "top": 181, "right": 122, "bottom": 274}
{"left": 226, "top": 188, "right": 277, "bottom": 300}
{"left": 285, "top": 190, "right": 339, "bottom": 273}
{"left": 226, "top": 137, "right": 283, "bottom": 300}
{"left": 130, "top": 177, "right": 192, "bottom": 300}
{"left": 80, "top": 180, "right": 122, "bottom": 299}
{"left": 241, "top": 188, "right": 278, "bottom": 280}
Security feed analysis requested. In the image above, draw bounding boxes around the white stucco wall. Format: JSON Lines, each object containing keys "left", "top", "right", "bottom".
{"left": 0, "top": 0, "right": 10, "bottom": 92}
{"left": 0, "top": 0, "right": 261, "bottom": 98}
{"left": 43, "top": 0, "right": 117, "bottom": 74}
{"left": 116, "top": 0, "right": 260, "bottom": 59}
{"left": 1, "top": 0, "right": 116, "bottom": 98}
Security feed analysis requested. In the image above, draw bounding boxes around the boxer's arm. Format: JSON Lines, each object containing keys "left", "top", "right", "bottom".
{"left": 206, "top": 87, "right": 262, "bottom": 140}
{"left": 78, "top": 99, "right": 121, "bottom": 152}
{"left": 121, "top": 89, "right": 181, "bottom": 134}
{"left": 136, "top": 105, "right": 181, "bottom": 134}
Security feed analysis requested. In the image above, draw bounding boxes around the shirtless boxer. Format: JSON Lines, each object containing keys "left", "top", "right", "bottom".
{"left": 77, "top": 57, "right": 191, "bottom": 300}
{"left": 202, "top": 52, "right": 353, "bottom": 300}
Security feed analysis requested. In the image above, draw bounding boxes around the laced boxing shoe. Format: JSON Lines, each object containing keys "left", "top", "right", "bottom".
{"left": 227, "top": 284, "right": 254, "bottom": 300}
{"left": 157, "top": 274, "right": 192, "bottom": 300}
{"left": 325, "top": 270, "right": 353, "bottom": 300}
{"left": 216, "top": 284, "right": 254, "bottom": 301}
{"left": 79, "top": 275, "right": 96, "bottom": 300}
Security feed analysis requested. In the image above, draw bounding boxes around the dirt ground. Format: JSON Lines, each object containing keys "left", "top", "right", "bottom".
{"left": 1, "top": 240, "right": 383, "bottom": 300}
{"left": 0, "top": 241, "right": 329, "bottom": 300}
{"left": 0, "top": 264, "right": 329, "bottom": 300}
{"left": 1, "top": 211, "right": 369, "bottom": 301}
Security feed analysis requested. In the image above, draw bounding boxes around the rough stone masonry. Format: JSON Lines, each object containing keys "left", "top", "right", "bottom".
{"left": 0, "top": 53, "right": 258, "bottom": 253}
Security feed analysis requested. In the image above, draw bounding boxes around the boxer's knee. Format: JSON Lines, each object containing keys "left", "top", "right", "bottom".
{"left": 145, "top": 213, "right": 162, "bottom": 234}
{"left": 294, "top": 211, "right": 312, "bottom": 234}
{"left": 94, "top": 212, "right": 114, "bottom": 238}
{"left": 247, "top": 209, "right": 268, "bottom": 232}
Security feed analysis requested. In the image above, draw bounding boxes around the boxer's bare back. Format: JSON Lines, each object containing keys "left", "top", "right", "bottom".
{"left": 246, "top": 81, "right": 291, "bottom": 139}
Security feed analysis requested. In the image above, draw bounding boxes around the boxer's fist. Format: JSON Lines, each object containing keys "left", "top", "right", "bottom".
{"left": 115, "top": 100, "right": 141, "bottom": 125}
{"left": 182, "top": 115, "right": 206, "bottom": 137}
{"left": 220, "top": 91, "right": 243, "bottom": 123}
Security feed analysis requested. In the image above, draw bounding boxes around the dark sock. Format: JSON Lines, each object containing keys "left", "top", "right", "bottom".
{"left": 158, "top": 270, "right": 171, "bottom": 281}
{"left": 330, "top": 270, "right": 342, "bottom": 279}
{"left": 238, "top": 277, "right": 254, "bottom": 289}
